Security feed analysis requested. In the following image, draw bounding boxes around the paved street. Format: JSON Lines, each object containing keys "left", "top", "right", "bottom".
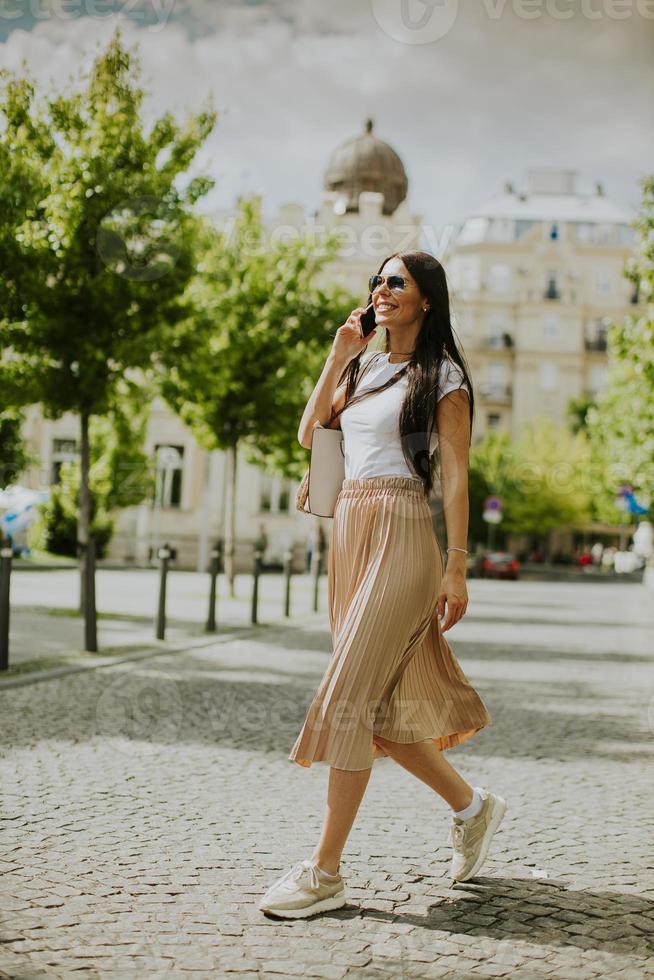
{"left": 1, "top": 579, "right": 653, "bottom": 979}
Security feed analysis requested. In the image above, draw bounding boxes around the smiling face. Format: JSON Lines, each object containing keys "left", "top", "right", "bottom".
{"left": 371, "top": 257, "right": 428, "bottom": 327}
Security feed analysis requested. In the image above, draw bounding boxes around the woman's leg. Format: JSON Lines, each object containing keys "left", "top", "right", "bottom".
{"left": 311, "top": 765, "right": 373, "bottom": 875}
{"left": 373, "top": 736, "right": 473, "bottom": 812}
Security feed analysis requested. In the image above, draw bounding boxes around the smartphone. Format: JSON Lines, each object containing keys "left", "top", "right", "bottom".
{"left": 359, "top": 301, "right": 376, "bottom": 337}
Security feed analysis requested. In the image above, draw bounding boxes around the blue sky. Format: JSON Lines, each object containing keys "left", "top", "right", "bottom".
{"left": 1, "top": 0, "right": 652, "bottom": 233}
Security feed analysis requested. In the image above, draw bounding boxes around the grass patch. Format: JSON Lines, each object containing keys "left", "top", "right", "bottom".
{"left": 0, "top": 643, "right": 165, "bottom": 680}
{"left": 17, "top": 606, "right": 155, "bottom": 623}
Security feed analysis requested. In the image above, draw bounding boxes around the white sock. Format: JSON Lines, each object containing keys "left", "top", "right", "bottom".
{"left": 313, "top": 861, "right": 340, "bottom": 879}
{"left": 453, "top": 787, "right": 484, "bottom": 821}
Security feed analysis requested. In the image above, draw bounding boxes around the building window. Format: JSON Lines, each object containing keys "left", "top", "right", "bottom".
{"left": 487, "top": 413, "right": 501, "bottom": 430}
{"left": 458, "top": 218, "right": 489, "bottom": 245}
{"left": 549, "top": 223, "right": 559, "bottom": 240}
{"left": 618, "top": 224, "right": 636, "bottom": 246}
{"left": 544, "top": 271, "right": 560, "bottom": 300}
{"left": 488, "top": 314, "right": 507, "bottom": 347}
{"left": 585, "top": 316, "right": 610, "bottom": 351}
{"left": 459, "top": 260, "right": 480, "bottom": 292}
{"left": 574, "top": 222, "right": 599, "bottom": 244}
{"left": 543, "top": 314, "right": 560, "bottom": 341}
{"left": 451, "top": 308, "right": 473, "bottom": 337}
{"left": 539, "top": 362, "right": 558, "bottom": 391}
{"left": 154, "top": 444, "right": 184, "bottom": 508}
{"left": 595, "top": 268, "right": 613, "bottom": 297}
{"left": 489, "top": 263, "right": 511, "bottom": 295}
{"left": 259, "top": 473, "right": 272, "bottom": 512}
{"left": 278, "top": 481, "right": 291, "bottom": 512}
{"left": 488, "top": 362, "right": 507, "bottom": 387}
{"left": 52, "top": 438, "right": 78, "bottom": 484}
{"left": 259, "top": 474, "right": 292, "bottom": 513}
{"left": 515, "top": 219, "right": 536, "bottom": 239}
{"left": 589, "top": 366, "right": 608, "bottom": 394}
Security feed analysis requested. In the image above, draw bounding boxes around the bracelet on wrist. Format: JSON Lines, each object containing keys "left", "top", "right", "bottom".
{"left": 446, "top": 547, "right": 468, "bottom": 554}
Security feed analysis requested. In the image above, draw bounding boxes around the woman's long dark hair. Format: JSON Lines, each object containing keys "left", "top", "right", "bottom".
{"left": 329, "top": 251, "right": 475, "bottom": 498}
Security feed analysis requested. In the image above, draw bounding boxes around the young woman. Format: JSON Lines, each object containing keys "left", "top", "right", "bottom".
{"left": 259, "top": 251, "right": 506, "bottom": 919}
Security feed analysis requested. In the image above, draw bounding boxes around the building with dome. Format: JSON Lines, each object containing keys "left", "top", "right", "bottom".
{"left": 324, "top": 118, "right": 409, "bottom": 217}
{"left": 272, "top": 118, "right": 422, "bottom": 296}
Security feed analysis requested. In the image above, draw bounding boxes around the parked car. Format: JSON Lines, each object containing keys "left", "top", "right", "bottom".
{"left": 466, "top": 552, "right": 487, "bottom": 578}
{"left": 468, "top": 551, "right": 520, "bottom": 580}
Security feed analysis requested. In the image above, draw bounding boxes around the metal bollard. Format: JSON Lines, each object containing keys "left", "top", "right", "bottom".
{"left": 0, "top": 547, "right": 12, "bottom": 671}
{"left": 156, "top": 543, "right": 172, "bottom": 640}
{"left": 311, "top": 547, "right": 323, "bottom": 613}
{"left": 251, "top": 546, "right": 264, "bottom": 625}
{"left": 206, "top": 544, "right": 222, "bottom": 632}
{"left": 282, "top": 548, "right": 293, "bottom": 618}
{"left": 84, "top": 538, "right": 98, "bottom": 653}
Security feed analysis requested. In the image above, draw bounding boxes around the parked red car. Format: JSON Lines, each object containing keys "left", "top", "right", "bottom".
{"left": 468, "top": 551, "right": 520, "bottom": 580}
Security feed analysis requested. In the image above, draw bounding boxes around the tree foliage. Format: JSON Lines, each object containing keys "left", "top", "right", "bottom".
{"left": 586, "top": 174, "right": 654, "bottom": 518}
{"left": 0, "top": 29, "right": 216, "bottom": 419}
{"left": 156, "top": 195, "right": 357, "bottom": 479}
{"left": 0, "top": 410, "right": 33, "bottom": 489}
{"left": 469, "top": 417, "right": 592, "bottom": 540}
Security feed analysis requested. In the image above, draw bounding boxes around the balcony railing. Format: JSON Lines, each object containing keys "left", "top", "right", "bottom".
{"left": 482, "top": 332, "right": 514, "bottom": 349}
{"left": 543, "top": 285, "right": 561, "bottom": 300}
{"left": 479, "top": 383, "right": 513, "bottom": 402}
{"left": 584, "top": 336, "right": 608, "bottom": 352}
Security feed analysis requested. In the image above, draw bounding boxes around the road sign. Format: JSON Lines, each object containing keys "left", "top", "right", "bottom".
{"left": 483, "top": 495, "right": 502, "bottom": 524}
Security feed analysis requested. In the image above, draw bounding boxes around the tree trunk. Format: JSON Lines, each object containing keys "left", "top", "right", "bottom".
{"left": 224, "top": 443, "right": 238, "bottom": 598}
{"left": 196, "top": 451, "right": 211, "bottom": 574}
{"left": 78, "top": 410, "right": 97, "bottom": 652}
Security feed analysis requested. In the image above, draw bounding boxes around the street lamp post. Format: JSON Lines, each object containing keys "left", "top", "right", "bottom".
{"left": 152, "top": 446, "right": 182, "bottom": 562}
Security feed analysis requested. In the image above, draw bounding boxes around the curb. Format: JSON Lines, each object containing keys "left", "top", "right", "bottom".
{"left": 0, "top": 611, "right": 328, "bottom": 690}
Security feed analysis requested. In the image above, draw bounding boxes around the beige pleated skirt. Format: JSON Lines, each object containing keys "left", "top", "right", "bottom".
{"left": 288, "top": 475, "right": 491, "bottom": 771}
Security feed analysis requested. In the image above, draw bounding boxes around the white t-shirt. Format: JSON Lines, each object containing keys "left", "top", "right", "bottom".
{"left": 340, "top": 351, "right": 471, "bottom": 481}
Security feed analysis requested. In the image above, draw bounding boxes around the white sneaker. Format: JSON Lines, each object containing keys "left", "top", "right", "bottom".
{"left": 450, "top": 789, "right": 507, "bottom": 882}
{"left": 258, "top": 859, "right": 346, "bottom": 919}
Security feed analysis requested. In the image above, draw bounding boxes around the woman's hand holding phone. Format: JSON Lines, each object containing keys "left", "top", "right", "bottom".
{"left": 331, "top": 304, "right": 376, "bottom": 366}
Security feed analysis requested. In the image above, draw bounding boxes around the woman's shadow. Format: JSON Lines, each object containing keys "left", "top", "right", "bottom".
{"left": 361, "top": 876, "right": 652, "bottom": 957}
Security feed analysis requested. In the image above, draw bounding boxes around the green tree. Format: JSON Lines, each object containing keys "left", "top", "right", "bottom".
{"left": 0, "top": 410, "right": 33, "bottom": 490}
{"left": 469, "top": 418, "right": 592, "bottom": 554}
{"left": 586, "top": 174, "right": 654, "bottom": 521}
{"left": 566, "top": 393, "right": 596, "bottom": 435}
{"left": 29, "top": 380, "right": 155, "bottom": 561}
{"left": 156, "top": 196, "right": 356, "bottom": 591}
{"left": 0, "top": 31, "right": 215, "bottom": 649}
{"left": 468, "top": 430, "right": 516, "bottom": 548}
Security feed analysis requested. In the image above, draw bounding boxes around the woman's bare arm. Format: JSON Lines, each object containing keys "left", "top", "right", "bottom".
{"left": 297, "top": 305, "right": 377, "bottom": 449}
{"left": 297, "top": 353, "right": 350, "bottom": 448}
{"left": 435, "top": 389, "right": 471, "bottom": 632}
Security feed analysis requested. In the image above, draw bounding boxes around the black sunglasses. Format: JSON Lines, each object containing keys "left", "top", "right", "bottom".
{"left": 369, "top": 274, "right": 409, "bottom": 293}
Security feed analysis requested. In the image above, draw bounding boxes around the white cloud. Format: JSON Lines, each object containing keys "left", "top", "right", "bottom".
{"left": 0, "top": 1, "right": 651, "bottom": 233}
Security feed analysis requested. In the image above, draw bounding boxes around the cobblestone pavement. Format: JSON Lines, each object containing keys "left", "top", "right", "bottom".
{"left": 1, "top": 580, "right": 653, "bottom": 979}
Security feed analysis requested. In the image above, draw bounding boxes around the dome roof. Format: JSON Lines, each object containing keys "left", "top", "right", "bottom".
{"left": 323, "top": 119, "right": 409, "bottom": 217}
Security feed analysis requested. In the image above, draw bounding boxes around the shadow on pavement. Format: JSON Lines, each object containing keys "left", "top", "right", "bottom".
{"left": 416, "top": 877, "right": 652, "bottom": 954}
{"left": 1, "top": 619, "right": 651, "bottom": 766}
